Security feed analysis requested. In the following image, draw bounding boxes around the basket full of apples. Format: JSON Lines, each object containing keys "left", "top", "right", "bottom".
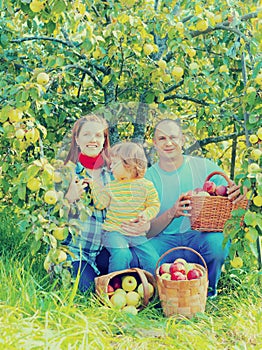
{"left": 155, "top": 247, "right": 208, "bottom": 318}
{"left": 95, "top": 268, "right": 156, "bottom": 315}
{"left": 188, "top": 171, "right": 248, "bottom": 232}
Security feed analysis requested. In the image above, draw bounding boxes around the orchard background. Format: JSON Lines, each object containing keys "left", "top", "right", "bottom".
{"left": 0, "top": 0, "right": 261, "bottom": 287}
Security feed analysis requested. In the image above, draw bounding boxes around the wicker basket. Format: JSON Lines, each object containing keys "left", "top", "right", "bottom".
{"left": 189, "top": 171, "right": 248, "bottom": 232}
{"left": 155, "top": 247, "right": 208, "bottom": 318}
{"left": 95, "top": 268, "right": 157, "bottom": 310}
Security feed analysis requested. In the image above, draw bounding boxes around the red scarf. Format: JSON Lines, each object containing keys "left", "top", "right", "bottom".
{"left": 79, "top": 153, "right": 104, "bottom": 169}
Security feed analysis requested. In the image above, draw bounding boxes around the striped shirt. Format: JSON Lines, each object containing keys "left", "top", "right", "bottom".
{"left": 91, "top": 178, "right": 160, "bottom": 235}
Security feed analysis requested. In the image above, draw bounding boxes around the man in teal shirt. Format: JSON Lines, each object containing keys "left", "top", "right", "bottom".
{"left": 145, "top": 119, "right": 246, "bottom": 297}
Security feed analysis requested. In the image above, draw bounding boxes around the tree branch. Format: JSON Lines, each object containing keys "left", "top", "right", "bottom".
{"left": 190, "top": 10, "right": 258, "bottom": 38}
{"left": 64, "top": 64, "right": 104, "bottom": 90}
{"left": 164, "top": 93, "right": 209, "bottom": 106}
{"left": 184, "top": 131, "right": 245, "bottom": 154}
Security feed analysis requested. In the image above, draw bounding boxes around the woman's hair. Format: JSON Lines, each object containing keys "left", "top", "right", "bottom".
{"left": 110, "top": 142, "right": 147, "bottom": 179}
{"left": 64, "top": 114, "right": 110, "bottom": 165}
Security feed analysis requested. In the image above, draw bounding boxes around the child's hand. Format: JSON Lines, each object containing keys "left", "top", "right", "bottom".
{"left": 137, "top": 212, "right": 148, "bottom": 224}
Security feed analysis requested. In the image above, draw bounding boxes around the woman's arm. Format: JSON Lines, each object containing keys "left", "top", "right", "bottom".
{"left": 147, "top": 195, "right": 192, "bottom": 238}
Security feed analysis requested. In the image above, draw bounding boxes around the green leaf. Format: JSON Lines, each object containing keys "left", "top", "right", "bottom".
{"left": 52, "top": 0, "right": 67, "bottom": 14}
{"left": 0, "top": 33, "right": 9, "bottom": 48}
{"left": 244, "top": 210, "right": 257, "bottom": 227}
{"left": 26, "top": 165, "right": 40, "bottom": 180}
{"left": 18, "top": 184, "right": 26, "bottom": 200}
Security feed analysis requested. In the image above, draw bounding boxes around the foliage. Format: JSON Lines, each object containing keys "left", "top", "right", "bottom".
{"left": 0, "top": 0, "right": 261, "bottom": 277}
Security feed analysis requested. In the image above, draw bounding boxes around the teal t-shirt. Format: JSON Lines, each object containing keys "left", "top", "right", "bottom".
{"left": 145, "top": 155, "right": 226, "bottom": 234}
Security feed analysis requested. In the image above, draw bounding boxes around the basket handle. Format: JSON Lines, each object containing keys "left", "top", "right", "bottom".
{"left": 129, "top": 268, "right": 150, "bottom": 306}
{"left": 205, "top": 171, "right": 233, "bottom": 186}
{"left": 155, "top": 246, "right": 208, "bottom": 275}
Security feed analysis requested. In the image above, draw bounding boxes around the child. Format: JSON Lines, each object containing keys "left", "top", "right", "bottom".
{"left": 89, "top": 141, "right": 160, "bottom": 275}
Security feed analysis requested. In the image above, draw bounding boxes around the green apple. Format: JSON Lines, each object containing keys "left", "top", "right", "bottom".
{"left": 110, "top": 293, "right": 126, "bottom": 309}
{"left": 122, "top": 275, "right": 137, "bottom": 292}
{"left": 137, "top": 283, "right": 154, "bottom": 299}
{"left": 122, "top": 305, "right": 138, "bottom": 315}
{"left": 174, "top": 258, "right": 187, "bottom": 265}
{"left": 126, "top": 291, "right": 141, "bottom": 307}
{"left": 114, "top": 288, "right": 126, "bottom": 296}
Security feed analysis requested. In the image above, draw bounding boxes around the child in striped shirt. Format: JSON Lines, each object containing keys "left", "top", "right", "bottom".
{"left": 90, "top": 142, "right": 160, "bottom": 275}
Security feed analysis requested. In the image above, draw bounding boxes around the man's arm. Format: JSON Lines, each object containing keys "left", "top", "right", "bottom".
{"left": 147, "top": 195, "right": 191, "bottom": 238}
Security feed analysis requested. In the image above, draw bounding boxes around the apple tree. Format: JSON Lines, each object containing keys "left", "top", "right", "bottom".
{"left": 0, "top": 0, "right": 261, "bottom": 283}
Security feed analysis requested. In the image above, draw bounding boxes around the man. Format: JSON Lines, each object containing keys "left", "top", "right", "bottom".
{"left": 145, "top": 118, "right": 245, "bottom": 297}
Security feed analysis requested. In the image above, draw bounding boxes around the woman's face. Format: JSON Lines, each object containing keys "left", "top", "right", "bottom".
{"left": 76, "top": 121, "right": 105, "bottom": 157}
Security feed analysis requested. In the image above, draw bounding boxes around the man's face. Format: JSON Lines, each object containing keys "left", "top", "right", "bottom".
{"left": 153, "top": 121, "right": 185, "bottom": 160}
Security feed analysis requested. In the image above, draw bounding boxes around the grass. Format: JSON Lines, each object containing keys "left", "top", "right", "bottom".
{"left": 0, "top": 256, "right": 261, "bottom": 350}
{"left": 0, "top": 211, "right": 261, "bottom": 349}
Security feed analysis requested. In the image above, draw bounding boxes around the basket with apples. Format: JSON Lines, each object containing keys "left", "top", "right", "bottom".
{"left": 188, "top": 171, "right": 248, "bottom": 232}
{"left": 95, "top": 268, "right": 157, "bottom": 315}
{"left": 155, "top": 246, "right": 208, "bottom": 318}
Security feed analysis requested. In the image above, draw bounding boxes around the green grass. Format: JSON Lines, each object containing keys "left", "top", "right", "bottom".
{"left": 0, "top": 256, "right": 261, "bottom": 350}
{"left": 0, "top": 211, "right": 261, "bottom": 349}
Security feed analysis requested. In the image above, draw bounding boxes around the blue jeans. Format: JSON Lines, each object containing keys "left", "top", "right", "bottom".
{"left": 149, "top": 230, "right": 230, "bottom": 296}
{"left": 103, "top": 231, "right": 159, "bottom": 276}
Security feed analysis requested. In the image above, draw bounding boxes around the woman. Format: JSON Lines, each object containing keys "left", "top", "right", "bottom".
{"left": 63, "top": 114, "right": 148, "bottom": 292}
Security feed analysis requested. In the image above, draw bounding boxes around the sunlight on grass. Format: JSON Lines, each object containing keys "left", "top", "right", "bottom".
{"left": 0, "top": 258, "right": 261, "bottom": 349}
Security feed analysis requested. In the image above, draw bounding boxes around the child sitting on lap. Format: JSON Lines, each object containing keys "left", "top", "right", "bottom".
{"left": 89, "top": 141, "right": 160, "bottom": 275}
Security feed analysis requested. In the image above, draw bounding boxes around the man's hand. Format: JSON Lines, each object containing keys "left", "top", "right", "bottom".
{"left": 227, "top": 183, "right": 247, "bottom": 204}
{"left": 169, "top": 194, "right": 192, "bottom": 219}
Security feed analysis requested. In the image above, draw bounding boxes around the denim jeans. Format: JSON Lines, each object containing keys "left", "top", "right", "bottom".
{"left": 102, "top": 231, "right": 159, "bottom": 276}
{"left": 149, "top": 230, "right": 230, "bottom": 296}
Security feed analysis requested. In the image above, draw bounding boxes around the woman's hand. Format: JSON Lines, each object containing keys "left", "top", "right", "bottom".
{"left": 121, "top": 217, "right": 151, "bottom": 236}
{"left": 227, "top": 183, "right": 247, "bottom": 204}
{"left": 65, "top": 177, "right": 88, "bottom": 203}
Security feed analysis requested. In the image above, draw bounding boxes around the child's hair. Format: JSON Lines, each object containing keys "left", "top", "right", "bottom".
{"left": 65, "top": 114, "right": 110, "bottom": 165}
{"left": 110, "top": 142, "right": 147, "bottom": 179}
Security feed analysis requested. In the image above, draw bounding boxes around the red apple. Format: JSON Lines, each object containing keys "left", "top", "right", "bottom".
{"left": 107, "top": 284, "right": 114, "bottom": 295}
{"left": 194, "top": 187, "right": 204, "bottom": 194}
{"left": 215, "top": 185, "right": 227, "bottom": 196}
{"left": 203, "top": 181, "right": 216, "bottom": 195}
{"left": 111, "top": 276, "right": 122, "bottom": 290}
{"left": 170, "top": 262, "right": 186, "bottom": 275}
{"left": 159, "top": 263, "right": 171, "bottom": 275}
{"left": 171, "top": 271, "right": 187, "bottom": 280}
{"left": 187, "top": 268, "right": 201, "bottom": 280}
{"left": 160, "top": 273, "right": 171, "bottom": 280}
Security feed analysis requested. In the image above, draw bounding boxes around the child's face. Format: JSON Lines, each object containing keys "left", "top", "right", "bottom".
{"left": 110, "top": 156, "right": 132, "bottom": 180}
{"left": 76, "top": 121, "right": 105, "bottom": 157}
